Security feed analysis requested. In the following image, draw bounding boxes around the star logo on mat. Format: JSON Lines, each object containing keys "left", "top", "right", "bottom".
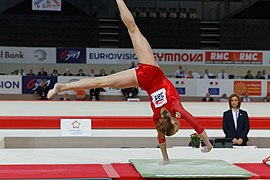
{"left": 72, "top": 120, "right": 80, "bottom": 129}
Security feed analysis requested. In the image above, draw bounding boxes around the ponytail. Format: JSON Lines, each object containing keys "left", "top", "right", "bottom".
{"left": 156, "top": 109, "right": 175, "bottom": 136}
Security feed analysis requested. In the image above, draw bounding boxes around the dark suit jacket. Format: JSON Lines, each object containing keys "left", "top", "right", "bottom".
{"left": 222, "top": 109, "right": 250, "bottom": 146}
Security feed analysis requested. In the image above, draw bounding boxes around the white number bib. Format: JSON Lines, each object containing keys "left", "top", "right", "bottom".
{"left": 151, "top": 88, "right": 167, "bottom": 108}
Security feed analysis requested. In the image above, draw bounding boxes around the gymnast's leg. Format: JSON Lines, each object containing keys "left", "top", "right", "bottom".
{"left": 47, "top": 68, "right": 138, "bottom": 99}
{"left": 116, "top": 0, "right": 158, "bottom": 67}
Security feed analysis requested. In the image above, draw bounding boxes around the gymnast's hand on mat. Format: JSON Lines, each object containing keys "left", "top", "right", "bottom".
{"left": 47, "top": 83, "right": 63, "bottom": 99}
{"left": 201, "top": 145, "right": 213, "bottom": 153}
{"left": 160, "top": 160, "right": 171, "bottom": 165}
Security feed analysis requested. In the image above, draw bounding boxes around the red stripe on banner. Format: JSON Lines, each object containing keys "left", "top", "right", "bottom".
{"left": 0, "top": 164, "right": 109, "bottom": 179}
{"left": 0, "top": 116, "right": 269, "bottom": 129}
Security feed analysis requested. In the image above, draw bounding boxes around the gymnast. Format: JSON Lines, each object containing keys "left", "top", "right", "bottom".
{"left": 47, "top": 0, "right": 213, "bottom": 165}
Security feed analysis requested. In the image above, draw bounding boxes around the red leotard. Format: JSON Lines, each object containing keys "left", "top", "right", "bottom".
{"left": 135, "top": 64, "right": 204, "bottom": 143}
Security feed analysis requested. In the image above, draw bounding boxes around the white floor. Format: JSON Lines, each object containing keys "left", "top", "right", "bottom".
{"left": 0, "top": 147, "right": 268, "bottom": 164}
{"left": 0, "top": 101, "right": 269, "bottom": 165}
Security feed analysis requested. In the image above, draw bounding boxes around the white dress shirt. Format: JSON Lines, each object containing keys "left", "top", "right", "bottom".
{"left": 218, "top": 73, "right": 229, "bottom": 79}
{"left": 231, "top": 109, "right": 239, "bottom": 130}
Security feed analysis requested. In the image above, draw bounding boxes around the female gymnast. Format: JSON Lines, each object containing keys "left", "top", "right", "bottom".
{"left": 48, "top": 0, "right": 213, "bottom": 165}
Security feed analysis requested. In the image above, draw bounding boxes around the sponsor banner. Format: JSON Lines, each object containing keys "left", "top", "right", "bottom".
{"left": 205, "top": 51, "right": 263, "bottom": 65}
{"left": 1, "top": 47, "right": 270, "bottom": 66}
{"left": 32, "top": 0, "right": 61, "bottom": 11}
{"left": 0, "top": 47, "right": 56, "bottom": 64}
{"left": 87, "top": 48, "right": 205, "bottom": 65}
{"left": 57, "top": 48, "right": 86, "bottom": 64}
{"left": 234, "top": 81, "right": 262, "bottom": 96}
{"left": 87, "top": 48, "right": 138, "bottom": 65}
{"left": 153, "top": 49, "right": 204, "bottom": 65}
{"left": 22, "top": 76, "right": 57, "bottom": 94}
{"left": 0, "top": 75, "right": 267, "bottom": 97}
{"left": 0, "top": 76, "right": 21, "bottom": 94}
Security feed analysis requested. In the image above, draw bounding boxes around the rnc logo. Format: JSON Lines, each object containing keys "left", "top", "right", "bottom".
{"left": 151, "top": 88, "right": 167, "bottom": 108}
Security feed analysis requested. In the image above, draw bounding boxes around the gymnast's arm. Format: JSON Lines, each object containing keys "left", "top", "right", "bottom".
{"left": 159, "top": 142, "right": 170, "bottom": 165}
{"left": 157, "top": 130, "right": 170, "bottom": 165}
{"left": 172, "top": 101, "right": 213, "bottom": 152}
{"left": 154, "top": 114, "right": 170, "bottom": 164}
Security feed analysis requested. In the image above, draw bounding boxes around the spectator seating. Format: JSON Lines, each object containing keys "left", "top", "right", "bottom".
{"left": 0, "top": 14, "right": 99, "bottom": 47}
{"left": 119, "top": 17, "right": 201, "bottom": 49}
{"left": 220, "top": 19, "right": 270, "bottom": 50}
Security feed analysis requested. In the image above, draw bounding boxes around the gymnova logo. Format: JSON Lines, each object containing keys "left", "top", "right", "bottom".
{"left": 34, "top": 49, "right": 47, "bottom": 61}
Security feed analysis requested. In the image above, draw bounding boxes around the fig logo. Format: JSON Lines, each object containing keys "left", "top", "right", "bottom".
{"left": 60, "top": 50, "right": 81, "bottom": 61}
{"left": 26, "top": 79, "right": 50, "bottom": 91}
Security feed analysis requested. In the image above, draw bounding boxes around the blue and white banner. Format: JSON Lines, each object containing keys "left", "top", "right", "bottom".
{"left": 0, "top": 76, "right": 21, "bottom": 94}
{"left": 87, "top": 48, "right": 205, "bottom": 65}
{"left": 87, "top": 48, "right": 270, "bottom": 66}
{"left": 0, "top": 75, "right": 269, "bottom": 97}
{"left": 22, "top": 76, "right": 57, "bottom": 94}
{"left": 0, "top": 47, "right": 56, "bottom": 64}
{"left": 1, "top": 46, "right": 270, "bottom": 66}
{"left": 57, "top": 48, "right": 86, "bottom": 64}
{"left": 87, "top": 48, "right": 138, "bottom": 65}
{"left": 32, "top": 0, "right": 61, "bottom": 11}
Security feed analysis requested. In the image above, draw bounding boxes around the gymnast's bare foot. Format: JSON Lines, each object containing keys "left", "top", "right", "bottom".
{"left": 47, "top": 83, "right": 64, "bottom": 99}
{"left": 160, "top": 160, "right": 171, "bottom": 165}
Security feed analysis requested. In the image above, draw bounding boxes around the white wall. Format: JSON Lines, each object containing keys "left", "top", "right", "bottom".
{"left": 0, "top": 101, "right": 269, "bottom": 117}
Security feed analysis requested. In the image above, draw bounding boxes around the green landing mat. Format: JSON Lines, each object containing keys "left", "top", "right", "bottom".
{"left": 129, "top": 159, "right": 252, "bottom": 179}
